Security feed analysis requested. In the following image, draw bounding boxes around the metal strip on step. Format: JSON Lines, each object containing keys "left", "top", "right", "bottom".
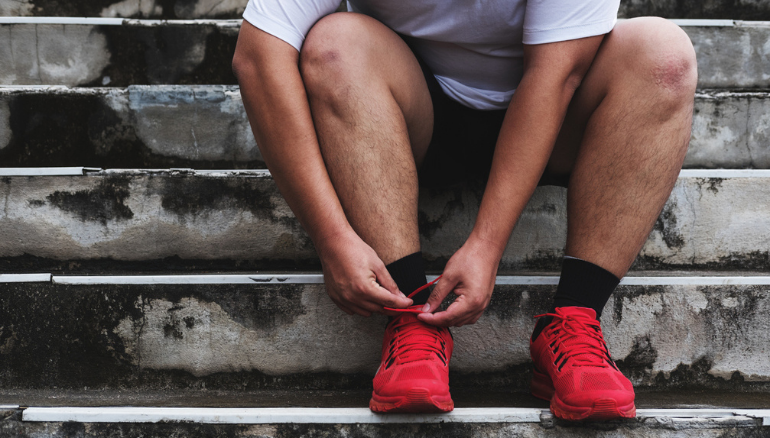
{"left": 20, "top": 407, "right": 542, "bottom": 424}
{"left": 20, "top": 407, "right": 770, "bottom": 424}
{"left": 0, "top": 17, "right": 242, "bottom": 26}
{"left": 50, "top": 275, "right": 770, "bottom": 286}
{"left": 679, "top": 169, "right": 770, "bottom": 178}
{"left": 0, "top": 274, "right": 52, "bottom": 283}
{"left": 0, "top": 167, "right": 99, "bottom": 176}
{"left": 0, "top": 405, "right": 19, "bottom": 409}
{"left": 52, "top": 274, "right": 325, "bottom": 285}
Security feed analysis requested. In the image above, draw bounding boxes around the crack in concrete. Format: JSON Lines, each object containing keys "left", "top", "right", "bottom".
{"left": 204, "top": 0, "right": 229, "bottom": 17}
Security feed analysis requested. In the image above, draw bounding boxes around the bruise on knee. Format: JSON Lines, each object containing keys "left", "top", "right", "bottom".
{"left": 651, "top": 52, "right": 696, "bottom": 93}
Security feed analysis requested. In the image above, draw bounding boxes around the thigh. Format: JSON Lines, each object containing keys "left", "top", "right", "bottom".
{"left": 546, "top": 17, "right": 684, "bottom": 179}
{"left": 300, "top": 13, "right": 434, "bottom": 164}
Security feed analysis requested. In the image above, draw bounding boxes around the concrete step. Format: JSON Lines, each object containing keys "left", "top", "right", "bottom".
{"left": 1, "top": 87, "right": 768, "bottom": 170}
{"left": 619, "top": 0, "right": 770, "bottom": 20}
{"left": 0, "top": 169, "right": 768, "bottom": 273}
{"left": 3, "top": 406, "right": 768, "bottom": 437}
{"left": 0, "top": 18, "right": 767, "bottom": 88}
{"left": 1, "top": 273, "right": 769, "bottom": 391}
{"left": 0, "top": 0, "right": 251, "bottom": 19}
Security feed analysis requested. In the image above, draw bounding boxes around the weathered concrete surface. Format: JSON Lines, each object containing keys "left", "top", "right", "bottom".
{"left": 0, "top": 87, "right": 261, "bottom": 169}
{"left": 0, "top": 171, "right": 768, "bottom": 272}
{"left": 620, "top": 0, "right": 770, "bottom": 20}
{"left": 1, "top": 282, "right": 770, "bottom": 391}
{"left": 0, "top": 21, "right": 768, "bottom": 88}
{"left": 687, "top": 91, "right": 770, "bottom": 168}
{"left": 0, "top": 0, "right": 249, "bottom": 19}
{"left": 2, "top": 414, "right": 767, "bottom": 438}
{"left": 1, "top": 87, "right": 769, "bottom": 169}
{"left": 0, "top": 22, "right": 239, "bottom": 87}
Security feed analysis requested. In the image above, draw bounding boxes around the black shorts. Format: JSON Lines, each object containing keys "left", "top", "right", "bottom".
{"left": 409, "top": 39, "right": 568, "bottom": 189}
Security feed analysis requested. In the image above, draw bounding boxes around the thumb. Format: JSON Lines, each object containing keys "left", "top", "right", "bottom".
{"left": 423, "top": 275, "right": 455, "bottom": 313}
{"left": 372, "top": 261, "right": 408, "bottom": 299}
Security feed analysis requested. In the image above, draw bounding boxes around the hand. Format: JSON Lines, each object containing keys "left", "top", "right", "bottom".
{"left": 317, "top": 229, "right": 413, "bottom": 316}
{"left": 418, "top": 237, "right": 499, "bottom": 327}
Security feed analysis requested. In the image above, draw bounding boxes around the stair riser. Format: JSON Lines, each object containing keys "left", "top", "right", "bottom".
{"left": 0, "top": 22, "right": 767, "bottom": 87}
{"left": 0, "top": 88, "right": 768, "bottom": 169}
{"left": 1, "top": 282, "right": 768, "bottom": 391}
{"left": 0, "top": 173, "right": 768, "bottom": 272}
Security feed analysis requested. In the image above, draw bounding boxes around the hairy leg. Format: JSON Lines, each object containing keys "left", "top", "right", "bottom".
{"left": 300, "top": 13, "right": 433, "bottom": 265}
{"left": 546, "top": 17, "right": 698, "bottom": 278}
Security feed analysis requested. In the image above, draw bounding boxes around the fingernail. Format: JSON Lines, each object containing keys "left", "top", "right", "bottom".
{"left": 422, "top": 304, "right": 430, "bottom": 313}
{"left": 399, "top": 291, "right": 406, "bottom": 297}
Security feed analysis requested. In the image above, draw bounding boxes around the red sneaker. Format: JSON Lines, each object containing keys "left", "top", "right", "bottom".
{"left": 530, "top": 307, "right": 636, "bottom": 421}
{"left": 369, "top": 312, "right": 454, "bottom": 413}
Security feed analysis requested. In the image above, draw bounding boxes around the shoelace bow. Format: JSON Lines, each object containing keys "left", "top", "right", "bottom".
{"left": 386, "top": 316, "right": 447, "bottom": 366}
{"left": 534, "top": 312, "right": 612, "bottom": 369}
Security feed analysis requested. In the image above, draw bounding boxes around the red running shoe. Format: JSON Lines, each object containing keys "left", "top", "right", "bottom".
{"left": 370, "top": 293, "right": 454, "bottom": 413}
{"left": 530, "top": 307, "right": 636, "bottom": 421}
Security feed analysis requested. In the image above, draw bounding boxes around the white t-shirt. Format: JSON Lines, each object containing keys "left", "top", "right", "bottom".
{"left": 243, "top": 0, "right": 619, "bottom": 110}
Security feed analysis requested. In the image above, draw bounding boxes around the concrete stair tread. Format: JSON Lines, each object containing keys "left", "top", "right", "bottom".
{"left": 1, "top": 168, "right": 769, "bottom": 273}
{"left": 2, "top": 88, "right": 769, "bottom": 169}
{"left": 0, "top": 274, "right": 768, "bottom": 392}
{"left": 0, "top": 18, "right": 766, "bottom": 88}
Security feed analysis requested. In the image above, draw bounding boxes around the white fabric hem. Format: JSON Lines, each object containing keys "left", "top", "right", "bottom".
{"left": 243, "top": 7, "right": 305, "bottom": 51}
{"left": 523, "top": 18, "right": 617, "bottom": 45}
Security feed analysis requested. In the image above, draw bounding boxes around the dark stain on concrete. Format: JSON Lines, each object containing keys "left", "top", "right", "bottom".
{"left": 653, "top": 202, "right": 685, "bottom": 250}
{"left": 633, "top": 250, "right": 770, "bottom": 272}
{"left": 176, "top": 27, "right": 238, "bottom": 85}
{"left": 619, "top": 0, "right": 770, "bottom": 20}
{"left": 700, "top": 177, "right": 724, "bottom": 195}
{"left": 484, "top": 285, "right": 554, "bottom": 321}
{"left": 46, "top": 177, "right": 134, "bottom": 224}
{"left": 417, "top": 187, "right": 468, "bottom": 240}
{"left": 616, "top": 336, "right": 658, "bottom": 383}
{"left": 26, "top": 199, "right": 44, "bottom": 207}
{"left": 612, "top": 285, "right": 667, "bottom": 324}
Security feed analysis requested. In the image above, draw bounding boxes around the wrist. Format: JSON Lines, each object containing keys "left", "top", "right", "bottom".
{"left": 466, "top": 230, "right": 506, "bottom": 264}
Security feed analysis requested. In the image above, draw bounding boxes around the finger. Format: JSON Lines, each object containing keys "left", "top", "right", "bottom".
{"left": 372, "top": 262, "right": 401, "bottom": 296}
{"left": 418, "top": 299, "right": 469, "bottom": 327}
{"left": 366, "top": 280, "right": 413, "bottom": 308}
{"left": 423, "top": 275, "right": 456, "bottom": 313}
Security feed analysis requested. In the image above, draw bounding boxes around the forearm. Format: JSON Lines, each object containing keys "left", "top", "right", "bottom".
{"left": 471, "top": 37, "right": 604, "bottom": 259}
{"left": 234, "top": 25, "right": 352, "bottom": 248}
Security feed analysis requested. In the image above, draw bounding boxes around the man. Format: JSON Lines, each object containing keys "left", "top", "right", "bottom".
{"left": 232, "top": 0, "right": 697, "bottom": 420}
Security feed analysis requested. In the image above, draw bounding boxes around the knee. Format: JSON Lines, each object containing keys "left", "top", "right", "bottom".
{"left": 615, "top": 18, "right": 698, "bottom": 106}
{"left": 299, "top": 13, "right": 371, "bottom": 100}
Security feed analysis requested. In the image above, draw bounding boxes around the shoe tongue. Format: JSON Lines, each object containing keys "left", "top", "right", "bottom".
{"left": 555, "top": 306, "right": 597, "bottom": 320}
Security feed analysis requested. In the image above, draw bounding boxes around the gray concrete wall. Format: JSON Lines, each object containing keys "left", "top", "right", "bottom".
{"left": 0, "top": 172, "right": 768, "bottom": 272}
{"left": 0, "top": 21, "right": 767, "bottom": 88}
{"left": 0, "top": 87, "right": 768, "bottom": 169}
{"left": 1, "top": 282, "right": 769, "bottom": 391}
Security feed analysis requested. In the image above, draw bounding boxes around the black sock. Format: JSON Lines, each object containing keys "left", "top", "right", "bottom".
{"left": 551, "top": 257, "right": 620, "bottom": 318}
{"left": 532, "top": 257, "right": 620, "bottom": 341}
{"left": 386, "top": 251, "right": 429, "bottom": 305}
